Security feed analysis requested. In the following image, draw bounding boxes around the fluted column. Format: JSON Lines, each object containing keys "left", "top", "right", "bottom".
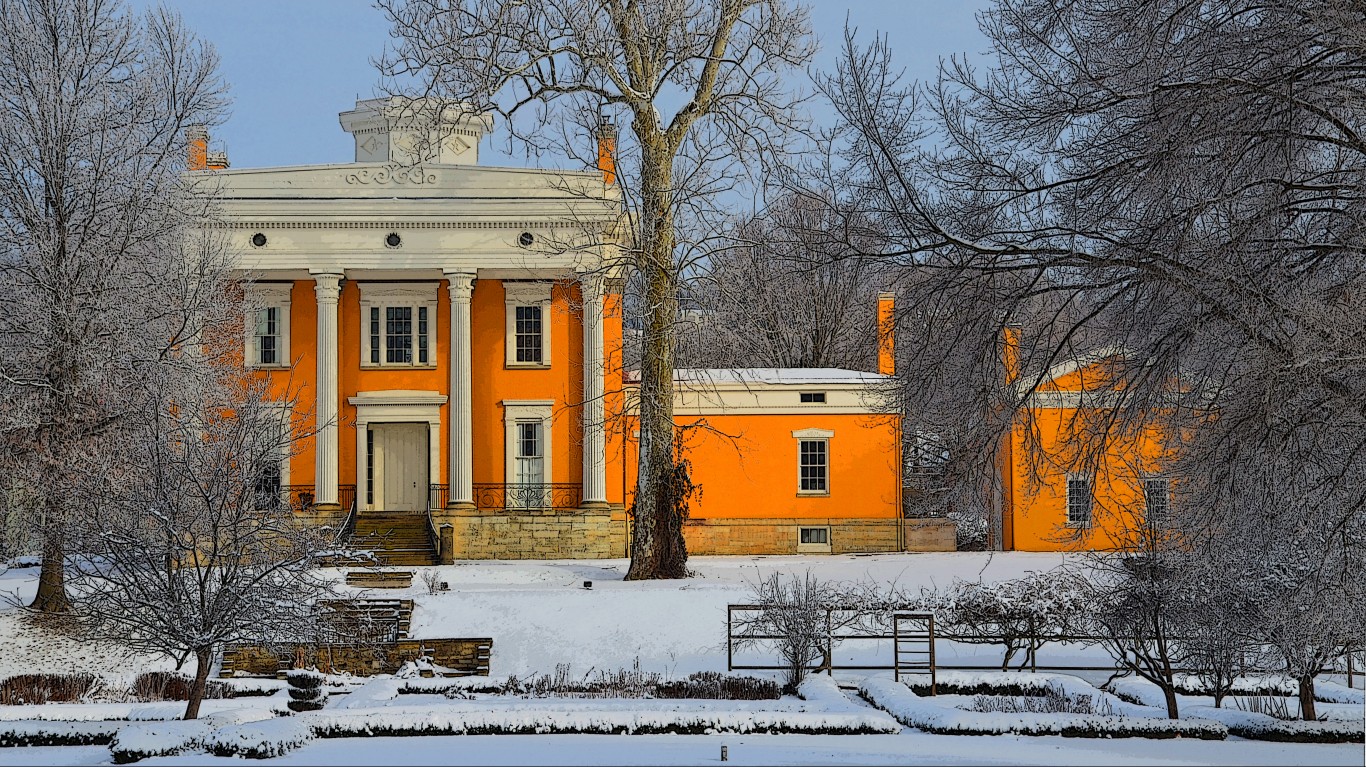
{"left": 446, "top": 271, "right": 476, "bottom": 508}
{"left": 581, "top": 274, "right": 608, "bottom": 506}
{"left": 311, "top": 272, "right": 343, "bottom": 507}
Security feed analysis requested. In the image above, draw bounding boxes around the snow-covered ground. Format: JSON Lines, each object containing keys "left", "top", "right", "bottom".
{"left": 0, "top": 552, "right": 1362, "bottom": 765}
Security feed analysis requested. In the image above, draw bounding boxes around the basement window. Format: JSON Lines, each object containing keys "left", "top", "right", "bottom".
{"left": 797, "top": 526, "right": 831, "bottom": 554}
{"left": 799, "top": 392, "right": 827, "bottom": 403}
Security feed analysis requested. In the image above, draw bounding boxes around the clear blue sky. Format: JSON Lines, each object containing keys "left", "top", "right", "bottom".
{"left": 137, "top": 1, "right": 990, "bottom": 170}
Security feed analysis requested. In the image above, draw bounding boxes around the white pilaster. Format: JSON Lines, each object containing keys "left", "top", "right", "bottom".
{"left": 581, "top": 274, "right": 608, "bottom": 506}
{"left": 311, "top": 272, "right": 344, "bottom": 506}
{"left": 445, "top": 271, "right": 476, "bottom": 507}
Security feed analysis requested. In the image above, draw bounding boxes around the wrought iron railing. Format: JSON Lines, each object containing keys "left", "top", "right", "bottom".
{"left": 428, "top": 484, "right": 450, "bottom": 511}
{"left": 472, "top": 483, "right": 582, "bottom": 510}
{"left": 257, "top": 484, "right": 357, "bottom": 513}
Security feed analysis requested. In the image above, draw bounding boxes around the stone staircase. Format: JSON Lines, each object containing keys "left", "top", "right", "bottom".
{"left": 345, "top": 511, "right": 438, "bottom": 567}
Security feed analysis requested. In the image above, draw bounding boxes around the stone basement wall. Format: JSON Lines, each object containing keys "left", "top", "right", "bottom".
{"left": 437, "top": 507, "right": 629, "bottom": 560}
{"left": 682, "top": 517, "right": 956, "bottom": 555}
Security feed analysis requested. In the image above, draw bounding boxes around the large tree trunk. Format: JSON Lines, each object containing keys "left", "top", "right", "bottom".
{"left": 29, "top": 520, "right": 70, "bottom": 613}
{"left": 183, "top": 647, "right": 213, "bottom": 720}
{"left": 625, "top": 141, "right": 687, "bottom": 580}
{"left": 1297, "top": 674, "right": 1317, "bottom": 721}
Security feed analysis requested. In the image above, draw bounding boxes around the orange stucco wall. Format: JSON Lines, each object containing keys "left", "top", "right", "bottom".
{"left": 255, "top": 278, "right": 592, "bottom": 496}
{"left": 1006, "top": 357, "right": 1174, "bottom": 552}
{"left": 469, "top": 280, "right": 583, "bottom": 487}
{"left": 622, "top": 412, "right": 901, "bottom": 521}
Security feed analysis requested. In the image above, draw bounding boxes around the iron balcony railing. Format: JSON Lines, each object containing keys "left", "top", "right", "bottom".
{"left": 257, "top": 484, "right": 356, "bottom": 513}
{"left": 471, "top": 483, "right": 582, "bottom": 510}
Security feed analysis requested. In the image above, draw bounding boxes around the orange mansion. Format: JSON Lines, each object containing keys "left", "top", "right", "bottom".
{"left": 198, "top": 98, "right": 953, "bottom": 562}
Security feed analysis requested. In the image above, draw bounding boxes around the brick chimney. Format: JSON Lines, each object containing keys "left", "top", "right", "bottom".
{"left": 596, "top": 119, "right": 617, "bottom": 185}
{"left": 877, "top": 292, "right": 896, "bottom": 376}
{"left": 186, "top": 125, "right": 229, "bottom": 171}
{"left": 187, "top": 125, "right": 208, "bottom": 171}
{"left": 1001, "top": 323, "right": 1021, "bottom": 387}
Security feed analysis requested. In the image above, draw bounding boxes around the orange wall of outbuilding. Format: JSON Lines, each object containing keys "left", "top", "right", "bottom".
{"left": 622, "top": 412, "right": 901, "bottom": 520}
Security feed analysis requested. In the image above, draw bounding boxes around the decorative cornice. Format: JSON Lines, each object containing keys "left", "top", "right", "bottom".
{"left": 344, "top": 165, "right": 438, "bottom": 186}
{"left": 207, "top": 221, "right": 582, "bottom": 230}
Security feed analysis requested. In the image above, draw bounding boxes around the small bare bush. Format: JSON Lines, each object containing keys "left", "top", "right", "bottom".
{"left": 969, "top": 683, "right": 1113, "bottom": 716}
{"left": 421, "top": 570, "right": 443, "bottom": 596}
{"left": 1234, "top": 695, "right": 1307, "bottom": 721}
{"left": 131, "top": 672, "right": 231, "bottom": 702}
{"left": 0, "top": 673, "right": 98, "bottom": 704}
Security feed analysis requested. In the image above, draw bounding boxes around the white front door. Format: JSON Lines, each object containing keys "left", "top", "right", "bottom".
{"left": 370, "top": 423, "right": 428, "bottom": 511}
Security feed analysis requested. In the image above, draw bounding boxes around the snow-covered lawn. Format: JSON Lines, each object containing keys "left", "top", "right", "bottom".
{"left": 0, "top": 552, "right": 1362, "bottom": 765}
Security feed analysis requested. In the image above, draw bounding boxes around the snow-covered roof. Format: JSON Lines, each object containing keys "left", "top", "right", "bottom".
{"left": 626, "top": 368, "right": 890, "bottom": 386}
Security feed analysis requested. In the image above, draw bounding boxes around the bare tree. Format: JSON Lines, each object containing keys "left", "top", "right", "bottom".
{"left": 0, "top": 0, "right": 227, "bottom": 612}
{"left": 67, "top": 260, "right": 335, "bottom": 719}
{"left": 684, "top": 194, "right": 882, "bottom": 371}
{"left": 818, "top": 0, "right": 1366, "bottom": 551}
{"left": 376, "top": 0, "right": 814, "bottom": 579}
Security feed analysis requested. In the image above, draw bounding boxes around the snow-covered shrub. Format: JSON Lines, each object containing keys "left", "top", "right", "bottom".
{"left": 0, "top": 672, "right": 99, "bottom": 704}
{"left": 309, "top": 706, "right": 899, "bottom": 737}
{"left": 859, "top": 678, "right": 1227, "bottom": 740}
{"left": 1189, "top": 705, "right": 1364, "bottom": 743}
{"left": 286, "top": 669, "right": 328, "bottom": 712}
{"left": 0, "top": 720, "right": 119, "bottom": 747}
{"left": 108, "top": 720, "right": 210, "bottom": 764}
{"left": 203, "top": 717, "right": 315, "bottom": 759}
{"left": 920, "top": 570, "right": 1088, "bottom": 672}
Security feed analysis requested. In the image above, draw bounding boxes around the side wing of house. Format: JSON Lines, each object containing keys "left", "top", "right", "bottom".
{"left": 1004, "top": 352, "right": 1175, "bottom": 552}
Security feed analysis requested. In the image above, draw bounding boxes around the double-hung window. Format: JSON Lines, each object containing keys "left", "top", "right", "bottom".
{"left": 793, "top": 428, "right": 834, "bottom": 496}
{"left": 503, "top": 401, "right": 555, "bottom": 509}
{"left": 244, "top": 283, "right": 291, "bottom": 369}
{"left": 504, "top": 282, "right": 553, "bottom": 368}
{"left": 360, "top": 283, "right": 438, "bottom": 368}
{"left": 1143, "top": 477, "right": 1171, "bottom": 521}
{"left": 1066, "top": 475, "right": 1093, "bottom": 528}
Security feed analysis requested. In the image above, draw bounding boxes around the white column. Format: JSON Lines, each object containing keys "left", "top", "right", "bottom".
{"left": 445, "top": 271, "right": 476, "bottom": 507}
{"left": 581, "top": 274, "right": 608, "bottom": 506}
{"left": 312, "top": 272, "right": 344, "bottom": 507}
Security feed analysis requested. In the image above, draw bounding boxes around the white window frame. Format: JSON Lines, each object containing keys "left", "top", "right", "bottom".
{"left": 502, "top": 400, "right": 555, "bottom": 495}
{"left": 359, "top": 282, "right": 439, "bottom": 369}
{"left": 504, "top": 282, "right": 553, "bottom": 369}
{"left": 797, "top": 525, "right": 832, "bottom": 554}
{"left": 1066, "top": 474, "right": 1094, "bottom": 528}
{"left": 793, "top": 428, "right": 834, "bottom": 497}
{"left": 1143, "top": 475, "right": 1171, "bottom": 522}
{"left": 244, "top": 283, "right": 292, "bottom": 369}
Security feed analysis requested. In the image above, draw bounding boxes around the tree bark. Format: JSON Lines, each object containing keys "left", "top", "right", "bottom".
{"left": 1297, "top": 674, "right": 1317, "bottom": 721}
{"left": 29, "top": 524, "right": 70, "bottom": 613}
{"left": 183, "top": 647, "right": 213, "bottom": 720}
{"left": 625, "top": 137, "right": 687, "bottom": 580}
{"left": 1161, "top": 684, "right": 1180, "bottom": 720}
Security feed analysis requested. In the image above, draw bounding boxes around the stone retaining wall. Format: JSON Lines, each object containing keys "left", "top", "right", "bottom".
{"left": 435, "top": 507, "right": 629, "bottom": 560}
{"left": 682, "top": 517, "right": 956, "bottom": 555}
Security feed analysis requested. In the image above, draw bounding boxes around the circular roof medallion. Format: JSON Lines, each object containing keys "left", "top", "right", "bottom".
{"left": 385, "top": 232, "right": 402, "bottom": 248}
{"left": 250, "top": 232, "right": 267, "bottom": 248}
{"left": 518, "top": 232, "right": 535, "bottom": 247}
